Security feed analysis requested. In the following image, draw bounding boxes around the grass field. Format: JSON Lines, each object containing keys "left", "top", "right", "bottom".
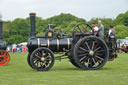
{"left": 0, "top": 53, "right": 128, "bottom": 85}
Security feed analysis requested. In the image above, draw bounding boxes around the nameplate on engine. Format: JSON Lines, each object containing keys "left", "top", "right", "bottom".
{"left": 41, "top": 44, "right": 47, "bottom": 46}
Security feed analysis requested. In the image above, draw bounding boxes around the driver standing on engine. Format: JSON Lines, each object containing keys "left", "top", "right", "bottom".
{"left": 98, "top": 20, "right": 104, "bottom": 39}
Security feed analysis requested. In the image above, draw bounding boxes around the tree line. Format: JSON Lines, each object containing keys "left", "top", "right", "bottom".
{"left": 2, "top": 11, "right": 128, "bottom": 44}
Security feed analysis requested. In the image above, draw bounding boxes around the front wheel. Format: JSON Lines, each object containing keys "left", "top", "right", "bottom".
{"left": 30, "top": 47, "right": 54, "bottom": 71}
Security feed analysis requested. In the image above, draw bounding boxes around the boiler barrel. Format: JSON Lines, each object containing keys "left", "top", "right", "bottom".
{"left": 27, "top": 38, "right": 72, "bottom": 52}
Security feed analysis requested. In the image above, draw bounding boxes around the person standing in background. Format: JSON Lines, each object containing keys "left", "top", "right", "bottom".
{"left": 98, "top": 20, "right": 104, "bottom": 39}
{"left": 12, "top": 44, "right": 17, "bottom": 53}
{"left": 19, "top": 46, "right": 22, "bottom": 52}
{"left": 92, "top": 22, "right": 99, "bottom": 36}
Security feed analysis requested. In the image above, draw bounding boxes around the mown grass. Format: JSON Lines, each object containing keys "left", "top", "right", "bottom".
{"left": 0, "top": 53, "right": 128, "bottom": 85}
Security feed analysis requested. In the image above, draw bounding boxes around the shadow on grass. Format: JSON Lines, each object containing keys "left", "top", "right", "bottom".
{"left": 25, "top": 65, "right": 115, "bottom": 72}
{"left": 50, "top": 67, "right": 114, "bottom": 72}
{"left": 24, "top": 67, "right": 116, "bottom": 73}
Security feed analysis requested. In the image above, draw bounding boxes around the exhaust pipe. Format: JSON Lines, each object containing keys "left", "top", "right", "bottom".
{"left": 29, "top": 13, "right": 36, "bottom": 38}
{"left": 0, "top": 21, "right": 3, "bottom": 40}
{"left": 0, "top": 20, "right": 6, "bottom": 49}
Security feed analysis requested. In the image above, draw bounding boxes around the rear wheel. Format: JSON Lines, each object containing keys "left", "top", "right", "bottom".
{"left": 30, "top": 47, "right": 54, "bottom": 71}
{"left": 74, "top": 36, "right": 109, "bottom": 70}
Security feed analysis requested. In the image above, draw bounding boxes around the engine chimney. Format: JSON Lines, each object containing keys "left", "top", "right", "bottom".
{"left": 0, "top": 21, "right": 3, "bottom": 40}
{"left": 29, "top": 13, "right": 36, "bottom": 38}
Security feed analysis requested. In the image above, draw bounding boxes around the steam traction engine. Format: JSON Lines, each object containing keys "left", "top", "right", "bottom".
{"left": 27, "top": 13, "right": 118, "bottom": 71}
{"left": 0, "top": 21, "right": 10, "bottom": 66}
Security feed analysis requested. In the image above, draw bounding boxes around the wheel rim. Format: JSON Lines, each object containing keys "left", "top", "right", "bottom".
{"left": 0, "top": 50, "right": 10, "bottom": 66}
{"left": 30, "top": 48, "right": 54, "bottom": 71}
{"left": 74, "top": 37, "right": 108, "bottom": 70}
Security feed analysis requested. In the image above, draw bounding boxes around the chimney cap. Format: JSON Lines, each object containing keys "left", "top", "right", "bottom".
{"left": 29, "top": 13, "right": 36, "bottom": 16}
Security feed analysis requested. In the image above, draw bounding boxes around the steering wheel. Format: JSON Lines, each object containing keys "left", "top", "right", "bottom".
{"left": 72, "top": 23, "right": 94, "bottom": 38}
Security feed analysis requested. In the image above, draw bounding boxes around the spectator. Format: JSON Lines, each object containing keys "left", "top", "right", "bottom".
{"left": 19, "top": 46, "right": 22, "bottom": 52}
{"left": 12, "top": 44, "right": 17, "bottom": 53}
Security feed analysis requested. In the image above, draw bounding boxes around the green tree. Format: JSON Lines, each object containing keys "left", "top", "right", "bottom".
{"left": 61, "top": 21, "right": 78, "bottom": 34}
{"left": 115, "top": 25, "right": 128, "bottom": 38}
{"left": 5, "top": 18, "right": 29, "bottom": 44}
{"left": 114, "top": 11, "right": 128, "bottom": 26}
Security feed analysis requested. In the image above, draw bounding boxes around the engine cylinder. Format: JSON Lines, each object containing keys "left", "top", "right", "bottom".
{"left": 27, "top": 38, "right": 72, "bottom": 52}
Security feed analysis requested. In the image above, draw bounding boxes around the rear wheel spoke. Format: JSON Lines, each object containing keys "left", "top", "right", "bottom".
{"left": 96, "top": 50, "right": 106, "bottom": 53}
{"left": 92, "top": 58, "right": 96, "bottom": 65}
{"left": 80, "top": 56, "right": 87, "bottom": 62}
{"left": 87, "top": 58, "right": 90, "bottom": 67}
{"left": 92, "top": 42, "right": 95, "bottom": 50}
{"left": 85, "top": 42, "right": 90, "bottom": 50}
{"left": 94, "top": 47, "right": 101, "bottom": 52}
{"left": 95, "top": 55, "right": 104, "bottom": 61}
{"left": 95, "top": 53, "right": 103, "bottom": 56}
{"left": 93, "top": 43, "right": 100, "bottom": 49}
{"left": 79, "top": 47, "right": 88, "bottom": 52}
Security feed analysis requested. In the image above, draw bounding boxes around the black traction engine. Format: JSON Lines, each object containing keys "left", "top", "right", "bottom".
{"left": 27, "top": 13, "right": 117, "bottom": 71}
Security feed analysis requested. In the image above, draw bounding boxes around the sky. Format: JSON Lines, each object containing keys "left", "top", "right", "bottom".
{"left": 0, "top": 0, "right": 128, "bottom": 21}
